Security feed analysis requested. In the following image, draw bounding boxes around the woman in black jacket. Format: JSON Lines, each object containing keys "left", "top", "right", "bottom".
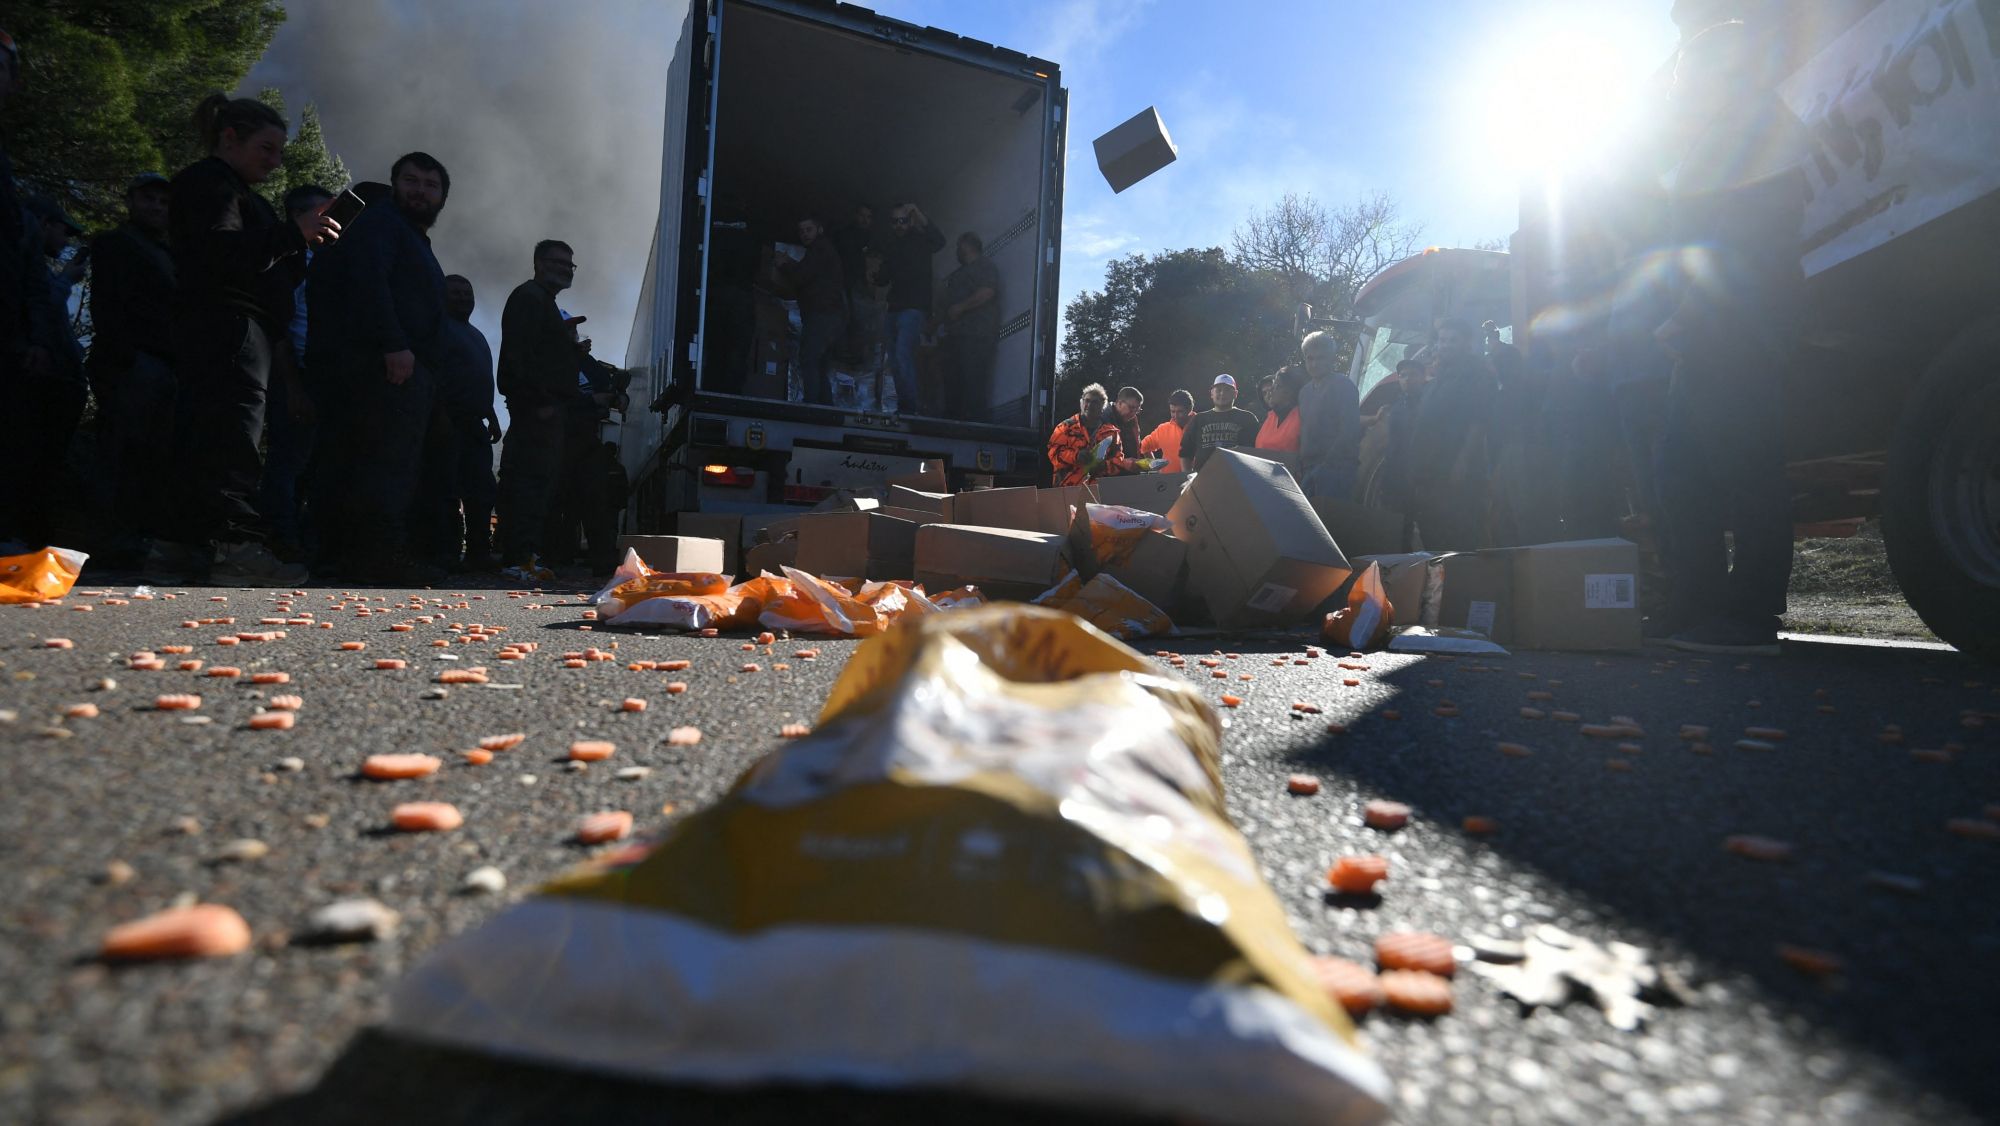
{"left": 155, "top": 93, "right": 340, "bottom": 583}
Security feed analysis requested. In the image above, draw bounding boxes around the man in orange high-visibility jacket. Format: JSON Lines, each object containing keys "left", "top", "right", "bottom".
{"left": 1048, "top": 382, "right": 1125, "bottom": 487}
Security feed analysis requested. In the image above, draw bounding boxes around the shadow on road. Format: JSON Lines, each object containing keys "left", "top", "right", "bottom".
{"left": 217, "top": 1028, "right": 1166, "bottom": 1126}
{"left": 1274, "top": 636, "right": 1999, "bottom": 1117}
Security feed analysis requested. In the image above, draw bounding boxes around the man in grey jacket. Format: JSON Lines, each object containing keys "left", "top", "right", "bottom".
{"left": 1296, "top": 330, "right": 1360, "bottom": 499}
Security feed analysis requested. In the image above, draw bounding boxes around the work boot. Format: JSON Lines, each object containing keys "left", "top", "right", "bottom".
{"left": 1666, "top": 619, "right": 1782, "bottom": 658}
{"left": 211, "top": 540, "right": 310, "bottom": 586}
{"left": 146, "top": 539, "right": 209, "bottom": 583}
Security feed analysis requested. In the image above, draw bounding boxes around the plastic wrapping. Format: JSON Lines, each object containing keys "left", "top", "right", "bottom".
{"left": 0, "top": 547, "right": 87, "bottom": 604}
{"left": 388, "top": 606, "right": 1390, "bottom": 1124}
{"left": 1323, "top": 561, "right": 1392, "bottom": 651}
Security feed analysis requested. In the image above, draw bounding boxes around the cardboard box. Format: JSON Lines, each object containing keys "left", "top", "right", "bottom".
{"left": 1093, "top": 105, "right": 1179, "bottom": 194}
{"left": 886, "top": 486, "right": 953, "bottom": 520}
{"left": 948, "top": 485, "right": 1038, "bottom": 532}
{"left": 676, "top": 513, "right": 743, "bottom": 578}
{"left": 1064, "top": 504, "right": 1186, "bottom": 611}
{"left": 1241, "top": 448, "right": 1304, "bottom": 477}
{"left": 753, "top": 514, "right": 801, "bottom": 546}
{"left": 914, "top": 525, "right": 1071, "bottom": 602}
{"left": 875, "top": 505, "right": 947, "bottom": 527}
{"left": 796, "top": 511, "right": 920, "bottom": 581}
{"left": 1035, "top": 485, "right": 1095, "bottom": 535}
{"left": 743, "top": 539, "right": 798, "bottom": 576}
{"left": 1093, "top": 472, "right": 1188, "bottom": 517}
{"left": 615, "top": 535, "right": 727, "bottom": 575}
{"left": 1506, "top": 538, "right": 1642, "bottom": 651}
{"left": 1165, "top": 448, "right": 1350, "bottom": 628}
{"left": 1352, "top": 552, "right": 1440, "bottom": 627}
{"left": 1311, "top": 498, "right": 1407, "bottom": 560}
{"left": 1436, "top": 551, "right": 1513, "bottom": 640}
{"left": 886, "top": 460, "right": 949, "bottom": 493}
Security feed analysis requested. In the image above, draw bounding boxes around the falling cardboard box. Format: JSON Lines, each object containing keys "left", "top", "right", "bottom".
{"left": 1093, "top": 472, "right": 1188, "bottom": 517}
{"left": 796, "top": 511, "right": 920, "bottom": 582}
{"left": 1506, "top": 538, "right": 1641, "bottom": 651}
{"left": 614, "top": 535, "right": 727, "bottom": 575}
{"left": 1165, "top": 448, "right": 1350, "bottom": 628}
{"left": 914, "top": 525, "right": 1071, "bottom": 602}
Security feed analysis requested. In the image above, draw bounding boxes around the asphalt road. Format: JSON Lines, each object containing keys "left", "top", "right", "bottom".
{"left": 2, "top": 579, "right": 1996, "bottom": 1126}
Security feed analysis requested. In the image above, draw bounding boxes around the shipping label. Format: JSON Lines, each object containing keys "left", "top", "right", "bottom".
{"left": 1464, "top": 600, "right": 1497, "bottom": 635}
{"left": 1245, "top": 583, "right": 1297, "bottom": 613}
{"left": 1584, "top": 573, "right": 1637, "bottom": 610}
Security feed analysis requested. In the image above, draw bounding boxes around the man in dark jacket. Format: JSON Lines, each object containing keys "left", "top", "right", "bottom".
{"left": 939, "top": 231, "right": 1000, "bottom": 421}
{"left": 1656, "top": 22, "right": 1808, "bottom": 655}
{"left": 877, "top": 202, "right": 944, "bottom": 416}
{"left": 495, "top": 239, "right": 582, "bottom": 581}
{"left": 308, "top": 152, "right": 451, "bottom": 583}
{"left": 775, "top": 216, "right": 845, "bottom": 405}
{"left": 87, "top": 173, "right": 179, "bottom": 566}
{"left": 416, "top": 274, "right": 500, "bottom": 570}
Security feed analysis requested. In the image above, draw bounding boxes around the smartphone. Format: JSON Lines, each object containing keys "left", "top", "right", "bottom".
{"left": 324, "top": 189, "right": 368, "bottom": 228}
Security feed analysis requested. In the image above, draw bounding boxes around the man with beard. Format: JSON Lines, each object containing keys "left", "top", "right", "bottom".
{"left": 495, "top": 240, "right": 582, "bottom": 583}
{"left": 308, "top": 152, "right": 451, "bottom": 584}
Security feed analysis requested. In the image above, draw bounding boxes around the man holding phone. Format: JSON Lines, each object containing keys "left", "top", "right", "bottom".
{"left": 306, "top": 152, "right": 451, "bottom": 584}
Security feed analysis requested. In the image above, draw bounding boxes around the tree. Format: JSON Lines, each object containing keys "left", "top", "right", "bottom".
{"left": 2, "top": 1, "right": 287, "bottom": 227}
{"left": 254, "top": 87, "right": 349, "bottom": 206}
{"left": 1059, "top": 248, "right": 1298, "bottom": 417}
{"left": 1230, "top": 191, "right": 1425, "bottom": 320}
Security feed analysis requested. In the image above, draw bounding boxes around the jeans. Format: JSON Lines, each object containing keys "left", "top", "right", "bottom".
{"left": 89, "top": 351, "right": 176, "bottom": 553}
{"left": 1659, "top": 344, "right": 1792, "bottom": 631}
{"left": 885, "top": 307, "right": 924, "bottom": 415}
{"left": 797, "top": 310, "right": 846, "bottom": 406}
{"left": 168, "top": 311, "right": 272, "bottom": 547}
{"left": 258, "top": 356, "right": 316, "bottom": 548}
{"left": 497, "top": 405, "right": 567, "bottom": 565}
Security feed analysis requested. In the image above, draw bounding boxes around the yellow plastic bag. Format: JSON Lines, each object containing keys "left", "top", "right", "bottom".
{"left": 0, "top": 547, "right": 87, "bottom": 604}
{"left": 1081, "top": 503, "right": 1170, "bottom": 568}
{"left": 389, "top": 606, "right": 1389, "bottom": 1124}
{"left": 1033, "top": 569, "right": 1173, "bottom": 640}
{"left": 1322, "top": 560, "right": 1393, "bottom": 651}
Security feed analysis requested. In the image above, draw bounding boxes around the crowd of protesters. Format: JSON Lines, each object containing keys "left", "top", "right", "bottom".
{"left": 0, "top": 37, "right": 624, "bottom": 586}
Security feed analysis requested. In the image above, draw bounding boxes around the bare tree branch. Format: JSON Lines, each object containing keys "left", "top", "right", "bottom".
{"left": 1232, "top": 191, "right": 1426, "bottom": 318}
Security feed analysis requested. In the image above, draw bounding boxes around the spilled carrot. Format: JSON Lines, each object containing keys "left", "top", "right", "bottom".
{"left": 101, "top": 904, "right": 251, "bottom": 961}
{"left": 391, "top": 801, "right": 462, "bottom": 832}
{"left": 1375, "top": 931, "right": 1455, "bottom": 976}
{"left": 1327, "top": 855, "right": 1389, "bottom": 894}
{"left": 362, "top": 753, "right": 442, "bottom": 780}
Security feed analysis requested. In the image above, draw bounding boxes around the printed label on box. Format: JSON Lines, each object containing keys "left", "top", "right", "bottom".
{"left": 1246, "top": 583, "right": 1298, "bottom": 613}
{"left": 1464, "top": 600, "right": 1497, "bottom": 635}
{"left": 1584, "top": 573, "right": 1637, "bottom": 610}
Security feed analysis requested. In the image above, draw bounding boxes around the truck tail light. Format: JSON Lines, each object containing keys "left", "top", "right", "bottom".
{"left": 701, "top": 464, "right": 756, "bottom": 488}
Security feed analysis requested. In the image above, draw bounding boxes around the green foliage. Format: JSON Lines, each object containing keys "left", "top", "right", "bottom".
{"left": 1, "top": 1, "right": 291, "bottom": 228}
{"left": 1058, "top": 248, "right": 1299, "bottom": 417}
{"left": 254, "top": 87, "right": 349, "bottom": 206}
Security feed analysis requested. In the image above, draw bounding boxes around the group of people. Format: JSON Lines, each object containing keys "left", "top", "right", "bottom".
{"left": 1049, "top": 18, "right": 1804, "bottom": 657}
{"left": 0, "top": 41, "right": 626, "bottom": 586}
{"left": 773, "top": 201, "right": 1000, "bottom": 420}
{"left": 1047, "top": 328, "right": 1363, "bottom": 496}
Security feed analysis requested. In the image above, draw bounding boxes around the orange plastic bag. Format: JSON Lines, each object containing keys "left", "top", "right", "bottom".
{"left": 1034, "top": 569, "right": 1174, "bottom": 640}
{"left": 0, "top": 547, "right": 87, "bottom": 604}
{"left": 1323, "top": 561, "right": 1392, "bottom": 650}
{"left": 1081, "top": 504, "right": 1171, "bottom": 569}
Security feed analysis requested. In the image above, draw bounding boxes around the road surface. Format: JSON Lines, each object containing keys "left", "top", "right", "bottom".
{"left": 1, "top": 580, "right": 1995, "bottom": 1125}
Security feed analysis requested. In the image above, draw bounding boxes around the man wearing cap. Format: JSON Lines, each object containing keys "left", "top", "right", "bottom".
{"left": 1179, "top": 374, "right": 1263, "bottom": 472}
{"left": 87, "top": 174, "right": 180, "bottom": 566}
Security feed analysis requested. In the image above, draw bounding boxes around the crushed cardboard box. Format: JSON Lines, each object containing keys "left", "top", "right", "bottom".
{"left": 1352, "top": 552, "right": 1440, "bottom": 627}
{"left": 1166, "top": 448, "right": 1350, "bottom": 628}
{"left": 914, "top": 525, "right": 1072, "bottom": 602}
{"left": 1093, "top": 472, "right": 1188, "bottom": 517}
{"left": 615, "top": 535, "right": 727, "bottom": 575}
{"left": 796, "top": 511, "right": 920, "bottom": 582}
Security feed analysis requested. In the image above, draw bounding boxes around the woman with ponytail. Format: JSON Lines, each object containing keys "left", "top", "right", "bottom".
{"left": 155, "top": 93, "right": 341, "bottom": 583}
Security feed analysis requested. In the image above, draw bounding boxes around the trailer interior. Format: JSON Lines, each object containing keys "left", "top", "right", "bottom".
{"left": 701, "top": 2, "right": 1054, "bottom": 429}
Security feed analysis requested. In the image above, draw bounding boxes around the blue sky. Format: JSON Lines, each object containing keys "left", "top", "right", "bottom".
{"left": 864, "top": 0, "right": 1681, "bottom": 330}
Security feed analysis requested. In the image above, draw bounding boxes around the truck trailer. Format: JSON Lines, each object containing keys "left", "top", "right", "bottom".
{"left": 620, "top": 0, "right": 1068, "bottom": 529}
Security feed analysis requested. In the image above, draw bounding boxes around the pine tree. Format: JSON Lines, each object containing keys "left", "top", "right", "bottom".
{"left": 253, "top": 88, "right": 349, "bottom": 206}
{"left": 1, "top": 1, "right": 288, "bottom": 228}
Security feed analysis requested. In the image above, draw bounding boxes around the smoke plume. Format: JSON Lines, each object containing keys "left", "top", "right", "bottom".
{"left": 248, "top": 0, "right": 680, "bottom": 386}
